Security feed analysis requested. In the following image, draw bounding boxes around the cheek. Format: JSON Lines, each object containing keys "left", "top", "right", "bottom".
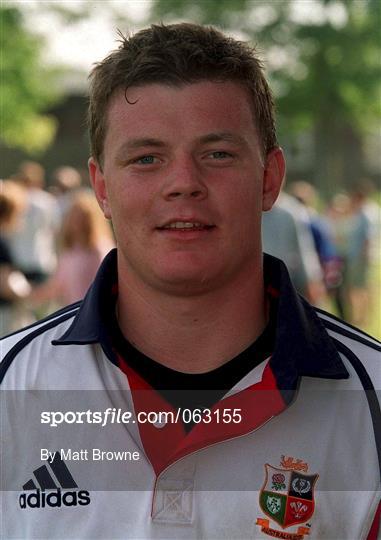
{"left": 231, "top": 187, "right": 262, "bottom": 238}
{"left": 108, "top": 188, "right": 152, "bottom": 240}
{"left": 107, "top": 182, "right": 135, "bottom": 219}
{"left": 227, "top": 180, "right": 262, "bottom": 217}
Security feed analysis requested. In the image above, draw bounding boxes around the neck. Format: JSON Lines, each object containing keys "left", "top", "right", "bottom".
{"left": 116, "top": 258, "right": 267, "bottom": 374}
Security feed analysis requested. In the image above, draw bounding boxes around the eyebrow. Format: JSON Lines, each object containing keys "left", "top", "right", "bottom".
{"left": 197, "top": 132, "right": 248, "bottom": 146}
{"left": 121, "top": 138, "right": 166, "bottom": 150}
{"left": 115, "top": 138, "right": 166, "bottom": 162}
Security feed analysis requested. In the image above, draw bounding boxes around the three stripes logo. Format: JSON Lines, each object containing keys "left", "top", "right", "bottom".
{"left": 19, "top": 452, "right": 90, "bottom": 509}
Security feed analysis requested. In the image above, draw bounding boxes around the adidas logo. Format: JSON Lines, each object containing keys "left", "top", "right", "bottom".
{"left": 19, "top": 452, "right": 90, "bottom": 509}
{"left": 19, "top": 489, "right": 90, "bottom": 509}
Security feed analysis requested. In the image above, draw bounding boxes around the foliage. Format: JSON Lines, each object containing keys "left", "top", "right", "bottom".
{"left": 0, "top": 5, "right": 61, "bottom": 153}
{"left": 149, "top": 0, "right": 381, "bottom": 192}
{"left": 150, "top": 0, "right": 380, "bottom": 130}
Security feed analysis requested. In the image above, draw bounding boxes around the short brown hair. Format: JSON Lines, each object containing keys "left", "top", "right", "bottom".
{"left": 88, "top": 22, "right": 277, "bottom": 165}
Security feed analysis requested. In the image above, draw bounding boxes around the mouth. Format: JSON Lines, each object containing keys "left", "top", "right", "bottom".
{"left": 156, "top": 220, "right": 215, "bottom": 232}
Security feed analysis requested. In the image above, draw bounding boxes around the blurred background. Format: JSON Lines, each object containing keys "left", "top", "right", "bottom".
{"left": 1, "top": 0, "right": 380, "bottom": 338}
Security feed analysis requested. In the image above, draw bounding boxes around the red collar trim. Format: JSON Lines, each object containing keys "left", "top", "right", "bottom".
{"left": 117, "top": 355, "right": 286, "bottom": 475}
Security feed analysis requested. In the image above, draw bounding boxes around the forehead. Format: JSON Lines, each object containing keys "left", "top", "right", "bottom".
{"left": 103, "top": 81, "right": 259, "bottom": 149}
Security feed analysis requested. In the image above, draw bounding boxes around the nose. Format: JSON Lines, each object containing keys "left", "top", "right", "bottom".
{"left": 162, "top": 156, "right": 208, "bottom": 201}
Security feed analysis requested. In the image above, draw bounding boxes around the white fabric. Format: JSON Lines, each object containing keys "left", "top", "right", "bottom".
{"left": 1, "top": 309, "right": 380, "bottom": 539}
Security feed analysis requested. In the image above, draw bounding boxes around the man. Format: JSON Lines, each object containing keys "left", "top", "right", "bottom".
{"left": 262, "top": 191, "right": 325, "bottom": 303}
{"left": 1, "top": 23, "right": 380, "bottom": 539}
{"left": 8, "top": 161, "right": 58, "bottom": 285}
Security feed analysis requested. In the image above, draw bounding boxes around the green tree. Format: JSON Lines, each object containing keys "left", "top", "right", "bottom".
{"left": 0, "top": 5, "right": 61, "bottom": 153}
{"left": 149, "top": 0, "right": 381, "bottom": 194}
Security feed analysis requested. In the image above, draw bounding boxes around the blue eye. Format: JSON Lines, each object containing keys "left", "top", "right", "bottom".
{"left": 210, "top": 151, "right": 231, "bottom": 159}
{"left": 136, "top": 155, "right": 155, "bottom": 164}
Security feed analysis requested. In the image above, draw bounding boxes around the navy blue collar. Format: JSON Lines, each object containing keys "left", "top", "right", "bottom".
{"left": 54, "top": 248, "right": 348, "bottom": 384}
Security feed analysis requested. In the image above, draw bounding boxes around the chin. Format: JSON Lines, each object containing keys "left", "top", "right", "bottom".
{"left": 152, "top": 263, "right": 228, "bottom": 296}
{"left": 158, "top": 269, "right": 211, "bottom": 285}
{"left": 153, "top": 249, "right": 259, "bottom": 294}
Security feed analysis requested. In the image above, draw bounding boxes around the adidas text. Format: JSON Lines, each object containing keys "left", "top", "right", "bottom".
{"left": 19, "top": 489, "right": 91, "bottom": 509}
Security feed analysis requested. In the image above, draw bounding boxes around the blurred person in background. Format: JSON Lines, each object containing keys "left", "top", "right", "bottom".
{"left": 346, "top": 186, "right": 373, "bottom": 326}
{"left": 289, "top": 181, "right": 343, "bottom": 311}
{"left": 8, "top": 161, "right": 57, "bottom": 285}
{"left": 50, "top": 165, "right": 83, "bottom": 223}
{"left": 0, "top": 180, "right": 32, "bottom": 335}
{"left": 262, "top": 203, "right": 309, "bottom": 295}
{"left": 354, "top": 180, "right": 381, "bottom": 264}
{"left": 29, "top": 190, "right": 114, "bottom": 307}
{"left": 325, "top": 190, "right": 372, "bottom": 325}
{"left": 262, "top": 186, "right": 326, "bottom": 306}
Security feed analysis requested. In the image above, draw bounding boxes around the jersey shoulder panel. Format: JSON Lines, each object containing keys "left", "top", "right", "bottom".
{"left": 0, "top": 304, "right": 80, "bottom": 385}
{"left": 316, "top": 307, "right": 381, "bottom": 350}
{"left": 317, "top": 310, "right": 380, "bottom": 390}
{"left": 0, "top": 301, "right": 81, "bottom": 343}
{"left": 317, "top": 311, "right": 381, "bottom": 479}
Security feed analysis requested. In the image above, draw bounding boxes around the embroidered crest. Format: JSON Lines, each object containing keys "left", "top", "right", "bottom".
{"left": 280, "top": 455, "right": 309, "bottom": 472}
{"left": 256, "top": 457, "right": 318, "bottom": 539}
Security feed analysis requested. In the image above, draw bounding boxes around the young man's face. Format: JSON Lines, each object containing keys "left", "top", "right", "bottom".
{"left": 89, "top": 81, "right": 284, "bottom": 295}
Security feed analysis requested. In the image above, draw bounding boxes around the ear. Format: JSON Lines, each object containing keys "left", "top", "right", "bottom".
{"left": 88, "top": 157, "right": 112, "bottom": 219}
{"left": 262, "top": 147, "right": 286, "bottom": 211}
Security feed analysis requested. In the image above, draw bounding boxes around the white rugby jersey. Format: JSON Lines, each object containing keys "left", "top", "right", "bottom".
{"left": 1, "top": 250, "right": 380, "bottom": 539}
